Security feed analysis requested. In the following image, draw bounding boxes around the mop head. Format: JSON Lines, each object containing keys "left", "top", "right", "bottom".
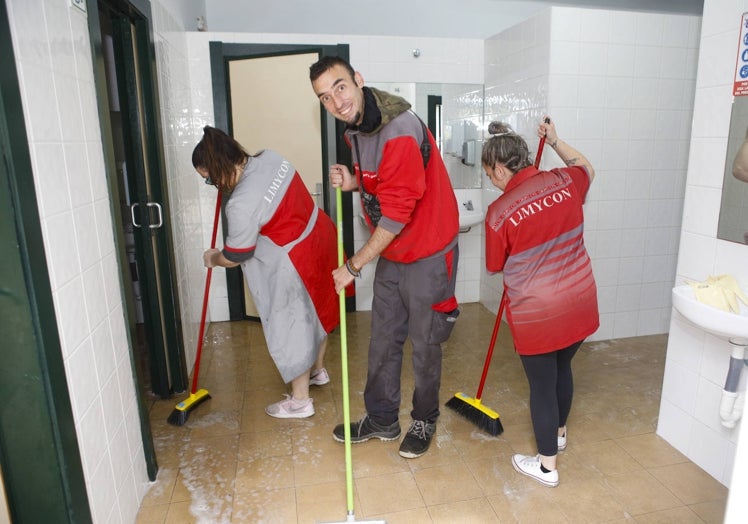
{"left": 320, "top": 513, "right": 386, "bottom": 523}
{"left": 167, "top": 388, "right": 211, "bottom": 426}
{"left": 445, "top": 392, "right": 503, "bottom": 436}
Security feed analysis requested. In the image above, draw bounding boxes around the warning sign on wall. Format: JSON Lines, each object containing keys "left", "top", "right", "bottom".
{"left": 734, "top": 13, "right": 748, "bottom": 96}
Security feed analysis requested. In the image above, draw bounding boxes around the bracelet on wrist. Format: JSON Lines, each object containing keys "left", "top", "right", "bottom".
{"left": 345, "top": 259, "right": 361, "bottom": 278}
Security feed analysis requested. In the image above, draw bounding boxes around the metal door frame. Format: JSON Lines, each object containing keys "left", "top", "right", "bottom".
{"left": 208, "top": 42, "right": 355, "bottom": 320}
{"left": 0, "top": 1, "right": 92, "bottom": 520}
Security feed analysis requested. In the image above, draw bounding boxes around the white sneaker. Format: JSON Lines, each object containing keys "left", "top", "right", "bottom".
{"left": 309, "top": 368, "right": 330, "bottom": 386}
{"left": 265, "top": 395, "right": 314, "bottom": 419}
{"left": 512, "top": 454, "right": 559, "bottom": 487}
{"left": 558, "top": 429, "right": 567, "bottom": 452}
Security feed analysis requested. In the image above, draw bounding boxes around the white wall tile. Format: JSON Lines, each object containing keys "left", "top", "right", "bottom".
{"left": 656, "top": 398, "right": 694, "bottom": 454}
{"left": 688, "top": 420, "right": 732, "bottom": 484}
{"left": 682, "top": 186, "right": 723, "bottom": 236}
{"left": 87, "top": 448, "right": 117, "bottom": 524}
{"left": 91, "top": 319, "right": 117, "bottom": 387}
{"left": 661, "top": 0, "right": 748, "bottom": 495}
{"left": 66, "top": 338, "right": 99, "bottom": 420}
{"left": 34, "top": 142, "right": 70, "bottom": 218}
{"left": 661, "top": 358, "right": 700, "bottom": 414}
{"left": 54, "top": 277, "right": 89, "bottom": 358}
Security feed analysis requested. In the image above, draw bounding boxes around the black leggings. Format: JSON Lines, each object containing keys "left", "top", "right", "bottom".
{"left": 519, "top": 340, "right": 583, "bottom": 456}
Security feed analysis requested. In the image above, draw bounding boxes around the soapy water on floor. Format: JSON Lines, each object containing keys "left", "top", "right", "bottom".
{"left": 176, "top": 440, "right": 235, "bottom": 523}
{"left": 166, "top": 411, "right": 299, "bottom": 523}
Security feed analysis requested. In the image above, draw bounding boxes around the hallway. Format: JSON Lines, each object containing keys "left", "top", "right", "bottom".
{"left": 136, "top": 303, "right": 727, "bottom": 523}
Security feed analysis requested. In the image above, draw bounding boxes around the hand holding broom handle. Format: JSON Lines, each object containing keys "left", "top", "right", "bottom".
{"left": 535, "top": 116, "right": 551, "bottom": 168}
{"left": 476, "top": 116, "right": 550, "bottom": 401}
{"left": 167, "top": 190, "right": 223, "bottom": 426}
{"left": 190, "top": 190, "right": 223, "bottom": 394}
{"left": 475, "top": 119, "right": 547, "bottom": 403}
{"left": 445, "top": 117, "right": 550, "bottom": 436}
{"left": 335, "top": 186, "right": 356, "bottom": 519}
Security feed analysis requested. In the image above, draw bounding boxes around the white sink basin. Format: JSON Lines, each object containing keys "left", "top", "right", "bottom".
{"left": 672, "top": 284, "right": 748, "bottom": 343}
{"left": 454, "top": 188, "right": 485, "bottom": 229}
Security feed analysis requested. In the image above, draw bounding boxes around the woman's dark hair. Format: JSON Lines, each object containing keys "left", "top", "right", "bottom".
{"left": 481, "top": 121, "right": 532, "bottom": 173}
{"left": 309, "top": 56, "right": 356, "bottom": 82}
{"left": 192, "top": 126, "right": 249, "bottom": 192}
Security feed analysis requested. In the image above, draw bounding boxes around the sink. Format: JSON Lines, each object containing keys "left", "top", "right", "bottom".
{"left": 672, "top": 284, "right": 748, "bottom": 343}
{"left": 454, "top": 188, "right": 485, "bottom": 230}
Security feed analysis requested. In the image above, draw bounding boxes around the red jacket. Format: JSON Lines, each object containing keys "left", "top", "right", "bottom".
{"left": 485, "top": 165, "right": 599, "bottom": 354}
{"left": 346, "top": 88, "right": 458, "bottom": 263}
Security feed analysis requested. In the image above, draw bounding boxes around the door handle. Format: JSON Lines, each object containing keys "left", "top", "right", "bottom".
{"left": 130, "top": 202, "right": 141, "bottom": 227}
{"left": 147, "top": 202, "right": 163, "bottom": 229}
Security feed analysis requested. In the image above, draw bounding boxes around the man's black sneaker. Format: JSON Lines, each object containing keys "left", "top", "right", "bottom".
{"left": 398, "top": 420, "right": 436, "bottom": 458}
{"left": 332, "top": 415, "right": 401, "bottom": 443}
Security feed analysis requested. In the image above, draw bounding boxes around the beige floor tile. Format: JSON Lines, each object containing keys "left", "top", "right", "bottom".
{"left": 615, "top": 433, "right": 688, "bottom": 468}
{"left": 648, "top": 462, "right": 728, "bottom": 505}
{"left": 688, "top": 499, "right": 727, "bottom": 524}
{"left": 603, "top": 469, "right": 683, "bottom": 515}
{"left": 136, "top": 309, "right": 726, "bottom": 523}
{"left": 370, "top": 506, "right": 433, "bottom": 524}
{"left": 182, "top": 406, "right": 242, "bottom": 439}
{"left": 488, "top": 488, "right": 569, "bottom": 523}
{"left": 427, "top": 497, "right": 500, "bottom": 523}
{"left": 412, "top": 462, "right": 483, "bottom": 506}
{"left": 546, "top": 478, "right": 626, "bottom": 523}
{"left": 463, "top": 454, "right": 521, "bottom": 497}
{"left": 170, "top": 461, "right": 237, "bottom": 504}
{"left": 231, "top": 487, "right": 297, "bottom": 523}
{"left": 234, "top": 455, "right": 295, "bottom": 493}
{"left": 634, "top": 505, "right": 706, "bottom": 523}
{"left": 139, "top": 466, "right": 177, "bottom": 506}
{"left": 135, "top": 503, "right": 168, "bottom": 523}
{"left": 295, "top": 480, "right": 356, "bottom": 524}
{"left": 355, "top": 470, "right": 425, "bottom": 516}
{"left": 164, "top": 495, "right": 234, "bottom": 524}
{"left": 347, "top": 440, "right": 412, "bottom": 478}
{"left": 292, "top": 429, "right": 347, "bottom": 487}
{"left": 163, "top": 501, "right": 196, "bottom": 524}
{"left": 237, "top": 428, "right": 293, "bottom": 461}
{"left": 567, "top": 438, "right": 643, "bottom": 477}
{"left": 405, "top": 433, "right": 463, "bottom": 472}
{"left": 449, "top": 426, "right": 517, "bottom": 463}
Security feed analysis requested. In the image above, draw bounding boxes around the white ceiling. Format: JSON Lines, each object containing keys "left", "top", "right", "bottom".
{"left": 198, "top": 0, "right": 703, "bottom": 39}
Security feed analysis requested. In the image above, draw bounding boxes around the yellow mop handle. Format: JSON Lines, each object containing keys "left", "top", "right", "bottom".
{"left": 336, "top": 187, "right": 355, "bottom": 514}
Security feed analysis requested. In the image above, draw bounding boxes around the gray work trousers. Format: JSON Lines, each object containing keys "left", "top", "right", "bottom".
{"left": 364, "top": 243, "right": 459, "bottom": 425}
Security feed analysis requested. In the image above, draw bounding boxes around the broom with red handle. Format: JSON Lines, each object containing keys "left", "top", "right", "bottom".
{"left": 168, "top": 190, "right": 223, "bottom": 426}
{"left": 445, "top": 117, "right": 550, "bottom": 435}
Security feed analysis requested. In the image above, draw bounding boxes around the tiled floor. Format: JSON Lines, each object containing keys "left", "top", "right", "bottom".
{"left": 136, "top": 303, "right": 728, "bottom": 523}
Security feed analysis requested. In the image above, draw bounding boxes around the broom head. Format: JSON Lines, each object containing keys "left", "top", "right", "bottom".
{"left": 167, "top": 388, "right": 211, "bottom": 426}
{"left": 445, "top": 391, "right": 503, "bottom": 436}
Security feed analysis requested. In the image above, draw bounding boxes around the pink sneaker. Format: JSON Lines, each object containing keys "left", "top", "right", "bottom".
{"left": 310, "top": 368, "right": 330, "bottom": 386}
{"left": 265, "top": 395, "right": 314, "bottom": 419}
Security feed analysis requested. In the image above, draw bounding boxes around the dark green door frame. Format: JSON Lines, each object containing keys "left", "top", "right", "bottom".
{"left": 0, "top": 1, "right": 92, "bottom": 522}
{"left": 94, "top": 0, "right": 187, "bottom": 397}
{"left": 208, "top": 42, "right": 355, "bottom": 319}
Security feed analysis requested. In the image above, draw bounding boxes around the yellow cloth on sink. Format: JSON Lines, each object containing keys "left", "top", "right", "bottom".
{"left": 687, "top": 275, "right": 748, "bottom": 313}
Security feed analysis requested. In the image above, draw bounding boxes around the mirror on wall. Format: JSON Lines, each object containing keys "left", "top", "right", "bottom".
{"left": 367, "top": 82, "right": 484, "bottom": 189}
{"left": 717, "top": 96, "right": 748, "bottom": 245}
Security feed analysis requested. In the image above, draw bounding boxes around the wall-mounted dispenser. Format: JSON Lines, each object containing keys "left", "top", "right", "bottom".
{"left": 462, "top": 140, "right": 477, "bottom": 166}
